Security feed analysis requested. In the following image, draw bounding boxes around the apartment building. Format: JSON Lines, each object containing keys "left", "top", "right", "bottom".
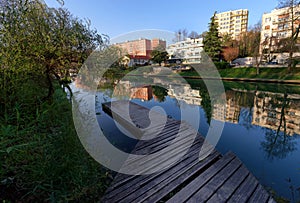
{"left": 215, "top": 9, "right": 249, "bottom": 39}
{"left": 114, "top": 38, "right": 166, "bottom": 66}
{"left": 114, "top": 38, "right": 166, "bottom": 58}
{"left": 260, "top": 5, "right": 300, "bottom": 54}
{"left": 167, "top": 38, "right": 203, "bottom": 64}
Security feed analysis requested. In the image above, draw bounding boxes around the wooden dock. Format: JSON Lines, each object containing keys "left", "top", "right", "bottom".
{"left": 101, "top": 101, "right": 275, "bottom": 203}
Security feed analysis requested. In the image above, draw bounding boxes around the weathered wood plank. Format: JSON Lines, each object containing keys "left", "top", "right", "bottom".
{"left": 206, "top": 165, "right": 249, "bottom": 203}
{"left": 166, "top": 152, "right": 236, "bottom": 203}
{"left": 186, "top": 157, "right": 242, "bottom": 203}
{"left": 227, "top": 173, "right": 259, "bottom": 203}
{"left": 103, "top": 138, "right": 205, "bottom": 198}
{"left": 136, "top": 151, "right": 220, "bottom": 203}
{"left": 248, "top": 184, "right": 270, "bottom": 203}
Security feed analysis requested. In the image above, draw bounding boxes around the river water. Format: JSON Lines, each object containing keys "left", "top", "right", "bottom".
{"left": 73, "top": 74, "right": 300, "bottom": 202}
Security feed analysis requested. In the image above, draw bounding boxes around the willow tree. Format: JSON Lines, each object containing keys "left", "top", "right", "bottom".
{"left": 0, "top": 0, "right": 105, "bottom": 104}
{"left": 203, "top": 12, "right": 222, "bottom": 62}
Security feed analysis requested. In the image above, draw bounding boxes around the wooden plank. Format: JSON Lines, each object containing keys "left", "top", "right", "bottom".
{"left": 107, "top": 136, "right": 207, "bottom": 191}
{"left": 227, "top": 173, "right": 259, "bottom": 203}
{"left": 186, "top": 157, "right": 242, "bottom": 203}
{"left": 206, "top": 165, "right": 249, "bottom": 203}
{"left": 268, "top": 197, "right": 277, "bottom": 203}
{"left": 103, "top": 138, "right": 205, "bottom": 198}
{"left": 136, "top": 151, "right": 220, "bottom": 203}
{"left": 103, "top": 140, "right": 212, "bottom": 202}
{"left": 248, "top": 184, "right": 270, "bottom": 203}
{"left": 132, "top": 123, "right": 189, "bottom": 154}
{"left": 121, "top": 128, "right": 198, "bottom": 174}
{"left": 116, "top": 151, "right": 220, "bottom": 203}
{"left": 166, "top": 152, "right": 236, "bottom": 203}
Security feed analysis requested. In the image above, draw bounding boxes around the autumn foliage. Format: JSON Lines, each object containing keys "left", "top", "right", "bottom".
{"left": 223, "top": 47, "right": 239, "bottom": 62}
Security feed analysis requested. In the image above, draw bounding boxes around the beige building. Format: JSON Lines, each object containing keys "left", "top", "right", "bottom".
{"left": 215, "top": 9, "right": 249, "bottom": 39}
{"left": 261, "top": 5, "right": 300, "bottom": 55}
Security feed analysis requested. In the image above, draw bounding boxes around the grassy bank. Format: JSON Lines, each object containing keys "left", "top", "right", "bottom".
{"left": 180, "top": 67, "right": 300, "bottom": 80}
{"left": 0, "top": 84, "right": 112, "bottom": 202}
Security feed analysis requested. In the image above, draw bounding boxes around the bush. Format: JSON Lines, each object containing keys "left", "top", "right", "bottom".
{"left": 214, "top": 62, "right": 231, "bottom": 69}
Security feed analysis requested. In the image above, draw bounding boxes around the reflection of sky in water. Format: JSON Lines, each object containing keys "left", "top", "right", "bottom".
{"left": 96, "top": 82, "right": 300, "bottom": 202}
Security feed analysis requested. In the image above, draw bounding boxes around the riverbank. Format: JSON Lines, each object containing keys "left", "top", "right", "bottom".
{"left": 180, "top": 67, "right": 300, "bottom": 81}
{"left": 0, "top": 84, "right": 111, "bottom": 202}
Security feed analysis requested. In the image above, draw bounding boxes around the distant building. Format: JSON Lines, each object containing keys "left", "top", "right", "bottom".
{"left": 260, "top": 5, "right": 300, "bottom": 57}
{"left": 167, "top": 38, "right": 203, "bottom": 64}
{"left": 215, "top": 9, "right": 249, "bottom": 39}
{"left": 114, "top": 38, "right": 166, "bottom": 58}
{"left": 114, "top": 38, "right": 166, "bottom": 67}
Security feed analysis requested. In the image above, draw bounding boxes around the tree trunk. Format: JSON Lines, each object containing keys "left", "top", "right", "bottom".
{"left": 43, "top": 66, "right": 54, "bottom": 102}
{"left": 288, "top": 48, "right": 293, "bottom": 73}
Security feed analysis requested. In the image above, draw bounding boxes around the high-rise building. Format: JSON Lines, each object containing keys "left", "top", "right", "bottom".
{"left": 260, "top": 5, "right": 300, "bottom": 54}
{"left": 215, "top": 9, "right": 249, "bottom": 39}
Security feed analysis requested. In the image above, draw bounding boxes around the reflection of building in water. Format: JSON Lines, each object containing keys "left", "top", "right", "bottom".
{"left": 168, "top": 84, "right": 202, "bottom": 105}
{"left": 213, "top": 103, "right": 226, "bottom": 122}
{"left": 130, "top": 86, "right": 153, "bottom": 101}
{"left": 212, "top": 91, "right": 241, "bottom": 123}
{"left": 252, "top": 91, "right": 300, "bottom": 135}
{"left": 113, "top": 81, "right": 153, "bottom": 101}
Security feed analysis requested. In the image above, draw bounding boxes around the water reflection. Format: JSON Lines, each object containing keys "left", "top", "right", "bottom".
{"left": 90, "top": 76, "right": 300, "bottom": 201}
{"left": 99, "top": 77, "right": 300, "bottom": 138}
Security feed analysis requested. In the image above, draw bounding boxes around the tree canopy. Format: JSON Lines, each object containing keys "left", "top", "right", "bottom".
{"left": 0, "top": 0, "right": 105, "bottom": 103}
{"left": 151, "top": 46, "right": 168, "bottom": 66}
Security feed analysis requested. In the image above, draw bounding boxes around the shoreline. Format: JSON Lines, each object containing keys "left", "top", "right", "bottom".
{"left": 123, "top": 74, "right": 300, "bottom": 85}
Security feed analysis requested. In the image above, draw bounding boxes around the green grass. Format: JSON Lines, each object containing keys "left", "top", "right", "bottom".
{"left": 0, "top": 83, "right": 112, "bottom": 202}
{"left": 180, "top": 67, "right": 300, "bottom": 80}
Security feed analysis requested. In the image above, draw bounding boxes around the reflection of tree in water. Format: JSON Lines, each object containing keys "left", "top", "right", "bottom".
{"left": 186, "top": 79, "right": 212, "bottom": 123}
{"left": 261, "top": 129, "right": 297, "bottom": 161}
{"left": 260, "top": 92, "right": 298, "bottom": 161}
{"left": 152, "top": 86, "right": 168, "bottom": 102}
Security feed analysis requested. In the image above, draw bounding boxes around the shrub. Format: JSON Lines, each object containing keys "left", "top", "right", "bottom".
{"left": 214, "top": 62, "right": 231, "bottom": 69}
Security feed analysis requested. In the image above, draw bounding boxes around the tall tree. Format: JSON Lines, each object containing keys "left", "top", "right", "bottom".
{"left": 248, "top": 23, "right": 262, "bottom": 74}
{"left": 203, "top": 12, "right": 222, "bottom": 62}
{"left": 277, "top": 0, "right": 300, "bottom": 72}
{"left": 174, "top": 28, "right": 189, "bottom": 42}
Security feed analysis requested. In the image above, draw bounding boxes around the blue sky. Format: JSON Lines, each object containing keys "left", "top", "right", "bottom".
{"left": 44, "top": 0, "right": 278, "bottom": 42}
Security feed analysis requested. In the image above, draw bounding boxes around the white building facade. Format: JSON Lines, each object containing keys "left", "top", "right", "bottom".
{"left": 167, "top": 38, "right": 203, "bottom": 64}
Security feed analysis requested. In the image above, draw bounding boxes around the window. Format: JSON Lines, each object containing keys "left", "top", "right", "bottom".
{"left": 265, "top": 25, "right": 270, "bottom": 30}
{"left": 265, "top": 17, "right": 271, "bottom": 22}
{"left": 236, "top": 20, "right": 241, "bottom": 23}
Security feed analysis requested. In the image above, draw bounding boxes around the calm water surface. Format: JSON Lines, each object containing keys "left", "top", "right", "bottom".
{"left": 92, "top": 77, "right": 300, "bottom": 202}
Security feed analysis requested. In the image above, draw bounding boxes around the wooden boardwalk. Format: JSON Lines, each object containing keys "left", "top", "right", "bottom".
{"left": 101, "top": 101, "right": 275, "bottom": 203}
